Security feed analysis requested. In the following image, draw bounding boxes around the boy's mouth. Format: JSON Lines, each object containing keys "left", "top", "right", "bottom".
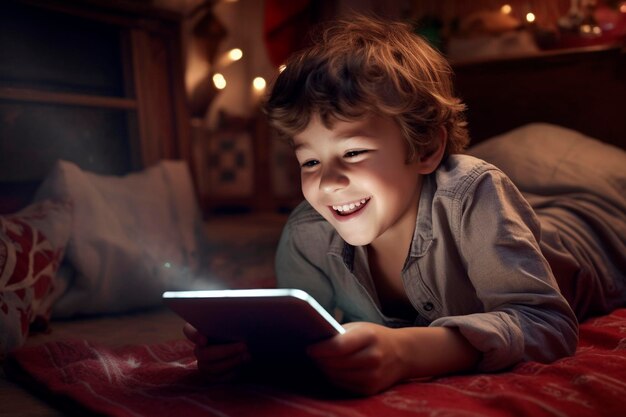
{"left": 331, "top": 197, "right": 371, "bottom": 216}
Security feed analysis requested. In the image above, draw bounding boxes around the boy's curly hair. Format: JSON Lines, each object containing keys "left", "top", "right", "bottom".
{"left": 264, "top": 15, "right": 469, "bottom": 160}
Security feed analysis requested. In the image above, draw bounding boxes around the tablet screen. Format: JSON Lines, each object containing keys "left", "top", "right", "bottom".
{"left": 163, "top": 289, "right": 345, "bottom": 357}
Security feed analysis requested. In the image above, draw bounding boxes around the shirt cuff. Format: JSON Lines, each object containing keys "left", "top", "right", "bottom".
{"left": 430, "top": 311, "right": 525, "bottom": 372}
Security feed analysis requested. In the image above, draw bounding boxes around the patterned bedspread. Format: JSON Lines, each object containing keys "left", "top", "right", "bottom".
{"left": 6, "top": 308, "right": 626, "bottom": 417}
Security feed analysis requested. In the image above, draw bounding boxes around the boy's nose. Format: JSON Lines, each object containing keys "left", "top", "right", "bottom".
{"left": 319, "top": 164, "right": 349, "bottom": 193}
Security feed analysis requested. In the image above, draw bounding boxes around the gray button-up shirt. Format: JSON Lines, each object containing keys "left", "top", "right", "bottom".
{"left": 275, "top": 154, "right": 578, "bottom": 372}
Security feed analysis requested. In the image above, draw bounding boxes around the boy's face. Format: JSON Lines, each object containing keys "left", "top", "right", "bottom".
{"left": 292, "top": 114, "right": 424, "bottom": 247}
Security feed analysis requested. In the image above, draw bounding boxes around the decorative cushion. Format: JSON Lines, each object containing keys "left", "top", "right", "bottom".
{"left": 0, "top": 200, "right": 72, "bottom": 357}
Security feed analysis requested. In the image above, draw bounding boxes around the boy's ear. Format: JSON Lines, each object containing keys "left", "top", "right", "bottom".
{"left": 416, "top": 127, "right": 447, "bottom": 174}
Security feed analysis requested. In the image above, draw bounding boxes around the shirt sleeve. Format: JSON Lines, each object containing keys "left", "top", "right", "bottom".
{"left": 275, "top": 207, "right": 336, "bottom": 315}
{"left": 431, "top": 168, "right": 579, "bottom": 372}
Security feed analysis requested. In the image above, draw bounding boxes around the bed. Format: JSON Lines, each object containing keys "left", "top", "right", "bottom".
{"left": 2, "top": 46, "right": 626, "bottom": 417}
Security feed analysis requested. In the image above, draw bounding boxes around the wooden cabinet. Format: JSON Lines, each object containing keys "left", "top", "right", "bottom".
{"left": 0, "top": 0, "right": 191, "bottom": 213}
{"left": 453, "top": 44, "right": 626, "bottom": 149}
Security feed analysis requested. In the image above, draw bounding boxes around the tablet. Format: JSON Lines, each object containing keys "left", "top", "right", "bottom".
{"left": 163, "top": 289, "right": 345, "bottom": 357}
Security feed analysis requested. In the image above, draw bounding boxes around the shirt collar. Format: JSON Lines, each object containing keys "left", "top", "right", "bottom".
{"left": 327, "top": 230, "right": 355, "bottom": 271}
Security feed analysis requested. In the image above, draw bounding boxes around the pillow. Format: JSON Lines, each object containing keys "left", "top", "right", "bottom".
{"left": 467, "top": 123, "right": 626, "bottom": 208}
{"left": 33, "top": 160, "right": 210, "bottom": 317}
{"left": 0, "top": 200, "right": 72, "bottom": 357}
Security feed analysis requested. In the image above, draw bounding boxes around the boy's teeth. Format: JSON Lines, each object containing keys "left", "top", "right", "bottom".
{"left": 332, "top": 198, "right": 368, "bottom": 213}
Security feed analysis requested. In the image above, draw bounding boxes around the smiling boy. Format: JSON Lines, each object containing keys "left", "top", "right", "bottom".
{"left": 281, "top": 110, "right": 488, "bottom": 394}
{"left": 185, "top": 15, "right": 626, "bottom": 396}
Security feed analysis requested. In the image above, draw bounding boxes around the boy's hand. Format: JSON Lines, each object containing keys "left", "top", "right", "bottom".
{"left": 306, "top": 322, "right": 408, "bottom": 396}
{"left": 183, "top": 323, "right": 251, "bottom": 382}
{"left": 306, "top": 322, "right": 480, "bottom": 396}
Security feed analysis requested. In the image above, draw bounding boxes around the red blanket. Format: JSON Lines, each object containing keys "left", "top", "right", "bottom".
{"left": 6, "top": 309, "right": 626, "bottom": 417}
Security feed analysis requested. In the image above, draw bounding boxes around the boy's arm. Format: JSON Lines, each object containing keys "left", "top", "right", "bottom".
{"left": 307, "top": 322, "right": 480, "bottom": 396}
{"left": 433, "top": 168, "right": 578, "bottom": 371}
{"left": 395, "top": 325, "right": 480, "bottom": 377}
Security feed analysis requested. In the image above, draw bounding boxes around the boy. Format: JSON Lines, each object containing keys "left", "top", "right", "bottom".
{"left": 185, "top": 16, "right": 626, "bottom": 395}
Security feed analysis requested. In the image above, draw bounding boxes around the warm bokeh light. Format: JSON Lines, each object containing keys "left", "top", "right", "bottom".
{"left": 580, "top": 24, "right": 602, "bottom": 35}
{"left": 278, "top": 64, "right": 287, "bottom": 73}
{"left": 216, "top": 48, "right": 243, "bottom": 68}
{"left": 212, "top": 73, "right": 226, "bottom": 89}
{"left": 620, "top": 2, "right": 626, "bottom": 13}
{"left": 253, "top": 77, "right": 266, "bottom": 91}
{"left": 501, "top": 4, "right": 512, "bottom": 14}
{"left": 228, "top": 48, "right": 243, "bottom": 62}
{"left": 526, "top": 12, "right": 536, "bottom": 23}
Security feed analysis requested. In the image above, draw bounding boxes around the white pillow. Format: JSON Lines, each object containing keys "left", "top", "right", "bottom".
{"left": 34, "top": 160, "right": 209, "bottom": 317}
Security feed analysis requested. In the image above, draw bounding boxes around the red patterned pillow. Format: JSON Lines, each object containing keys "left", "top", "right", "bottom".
{"left": 0, "top": 200, "right": 72, "bottom": 358}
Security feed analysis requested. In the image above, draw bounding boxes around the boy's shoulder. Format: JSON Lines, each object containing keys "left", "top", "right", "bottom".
{"left": 439, "top": 153, "right": 498, "bottom": 177}
{"left": 281, "top": 200, "right": 342, "bottom": 259}
{"left": 286, "top": 200, "right": 326, "bottom": 226}
{"left": 435, "top": 154, "right": 506, "bottom": 196}
{"left": 285, "top": 200, "right": 334, "bottom": 236}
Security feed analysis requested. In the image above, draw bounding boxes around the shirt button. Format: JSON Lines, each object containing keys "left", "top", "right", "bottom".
{"left": 423, "top": 302, "right": 434, "bottom": 311}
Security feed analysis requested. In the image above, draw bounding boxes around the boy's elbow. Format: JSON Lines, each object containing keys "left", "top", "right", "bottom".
{"left": 555, "top": 310, "right": 579, "bottom": 359}
{"left": 561, "top": 317, "right": 580, "bottom": 358}
{"left": 525, "top": 315, "right": 579, "bottom": 364}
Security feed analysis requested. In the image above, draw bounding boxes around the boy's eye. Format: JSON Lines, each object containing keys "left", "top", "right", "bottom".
{"left": 344, "top": 150, "right": 368, "bottom": 158}
{"left": 301, "top": 160, "right": 319, "bottom": 168}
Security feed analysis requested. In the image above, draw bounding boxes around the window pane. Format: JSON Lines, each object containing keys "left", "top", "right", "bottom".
{"left": 0, "top": 3, "right": 128, "bottom": 97}
{"left": 0, "top": 101, "right": 136, "bottom": 181}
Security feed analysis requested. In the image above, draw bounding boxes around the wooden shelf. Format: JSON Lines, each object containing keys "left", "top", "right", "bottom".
{"left": 0, "top": 87, "right": 138, "bottom": 109}
{"left": 0, "top": 0, "right": 192, "bottom": 213}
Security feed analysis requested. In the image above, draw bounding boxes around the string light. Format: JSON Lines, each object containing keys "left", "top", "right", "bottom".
{"left": 216, "top": 48, "right": 243, "bottom": 67}
{"left": 501, "top": 4, "right": 512, "bottom": 14}
{"left": 252, "top": 77, "right": 266, "bottom": 91}
{"left": 213, "top": 73, "right": 226, "bottom": 89}
{"left": 228, "top": 48, "right": 243, "bottom": 62}
{"left": 526, "top": 12, "right": 536, "bottom": 23}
